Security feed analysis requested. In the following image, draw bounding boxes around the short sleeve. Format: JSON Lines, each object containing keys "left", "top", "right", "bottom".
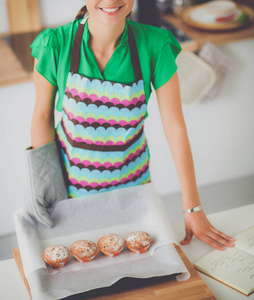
{"left": 152, "top": 31, "right": 181, "bottom": 90}
{"left": 30, "top": 28, "right": 59, "bottom": 86}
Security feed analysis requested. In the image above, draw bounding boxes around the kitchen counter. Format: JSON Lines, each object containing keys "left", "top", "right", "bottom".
{"left": 162, "top": 12, "right": 254, "bottom": 52}
{"left": 171, "top": 204, "right": 254, "bottom": 300}
{"left": 1, "top": 2, "right": 254, "bottom": 87}
{"left": 1, "top": 204, "right": 253, "bottom": 300}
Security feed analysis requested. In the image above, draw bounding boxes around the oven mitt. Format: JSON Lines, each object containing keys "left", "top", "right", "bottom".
{"left": 25, "top": 141, "right": 68, "bottom": 227}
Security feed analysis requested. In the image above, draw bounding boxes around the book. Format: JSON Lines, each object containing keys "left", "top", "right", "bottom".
{"left": 194, "top": 226, "right": 254, "bottom": 296}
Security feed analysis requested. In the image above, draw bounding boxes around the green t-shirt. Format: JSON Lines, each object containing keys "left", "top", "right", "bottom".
{"left": 31, "top": 18, "right": 181, "bottom": 112}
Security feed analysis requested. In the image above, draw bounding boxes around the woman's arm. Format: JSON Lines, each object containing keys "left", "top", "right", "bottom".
{"left": 31, "top": 58, "right": 57, "bottom": 148}
{"left": 156, "top": 72, "right": 235, "bottom": 250}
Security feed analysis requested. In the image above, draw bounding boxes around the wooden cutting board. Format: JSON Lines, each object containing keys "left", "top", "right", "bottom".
{"left": 0, "top": 38, "right": 32, "bottom": 87}
{"left": 6, "top": 0, "right": 41, "bottom": 33}
{"left": 13, "top": 244, "right": 215, "bottom": 300}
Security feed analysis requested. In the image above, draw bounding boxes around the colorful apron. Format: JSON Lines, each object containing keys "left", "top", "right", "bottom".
{"left": 56, "top": 18, "right": 151, "bottom": 198}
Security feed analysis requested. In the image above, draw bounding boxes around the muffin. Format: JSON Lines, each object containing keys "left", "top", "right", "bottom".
{"left": 70, "top": 240, "right": 99, "bottom": 263}
{"left": 126, "top": 231, "right": 152, "bottom": 254}
{"left": 98, "top": 233, "right": 125, "bottom": 257}
{"left": 43, "top": 244, "right": 70, "bottom": 268}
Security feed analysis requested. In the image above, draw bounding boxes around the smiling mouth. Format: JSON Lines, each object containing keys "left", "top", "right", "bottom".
{"left": 99, "top": 6, "right": 123, "bottom": 13}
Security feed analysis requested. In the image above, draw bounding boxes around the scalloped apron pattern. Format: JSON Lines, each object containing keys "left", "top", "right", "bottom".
{"left": 56, "top": 20, "right": 151, "bottom": 197}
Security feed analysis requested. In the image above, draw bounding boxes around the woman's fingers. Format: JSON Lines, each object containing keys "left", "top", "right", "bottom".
{"left": 204, "top": 230, "right": 235, "bottom": 249}
{"left": 182, "top": 211, "right": 235, "bottom": 250}
{"left": 198, "top": 234, "right": 227, "bottom": 251}
{"left": 211, "top": 226, "right": 235, "bottom": 243}
{"left": 180, "top": 230, "right": 193, "bottom": 245}
{"left": 193, "top": 225, "right": 235, "bottom": 250}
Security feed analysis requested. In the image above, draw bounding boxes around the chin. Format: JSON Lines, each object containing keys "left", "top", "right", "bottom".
{"left": 98, "top": 16, "right": 127, "bottom": 27}
{"left": 104, "top": 18, "right": 126, "bottom": 26}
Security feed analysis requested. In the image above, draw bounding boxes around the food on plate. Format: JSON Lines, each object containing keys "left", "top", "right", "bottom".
{"left": 126, "top": 231, "right": 152, "bottom": 254}
{"left": 43, "top": 244, "right": 70, "bottom": 268}
{"left": 188, "top": 0, "right": 246, "bottom": 25}
{"left": 98, "top": 233, "right": 125, "bottom": 257}
{"left": 237, "top": 12, "right": 249, "bottom": 23}
{"left": 70, "top": 240, "right": 99, "bottom": 263}
{"left": 204, "top": 0, "right": 238, "bottom": 23}
{"left": 205, "top": 0, "right": 237, "bottom": 17}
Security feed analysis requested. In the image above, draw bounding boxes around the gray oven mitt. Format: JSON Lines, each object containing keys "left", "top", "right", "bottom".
{"left": 25, "top": 141, "right": 68, "bottom": 227}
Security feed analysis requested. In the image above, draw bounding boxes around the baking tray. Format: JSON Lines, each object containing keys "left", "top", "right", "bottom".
{"left": 13, "top": 243, "right": 216, "bottom": 300}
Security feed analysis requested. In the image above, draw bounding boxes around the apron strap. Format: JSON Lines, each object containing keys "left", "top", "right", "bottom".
{"left": 70, "top": 20, "right": 143, "bottom": 82}
{"left": 127, "top": 26, "right": 142, "bottom": 82}
{"left": 70, "top": 23, "right": 85, "bottom": 74}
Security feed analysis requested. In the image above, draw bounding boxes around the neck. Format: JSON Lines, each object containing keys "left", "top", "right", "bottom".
{"left": 87, "top": 17, "right": 126, "bottom": 51}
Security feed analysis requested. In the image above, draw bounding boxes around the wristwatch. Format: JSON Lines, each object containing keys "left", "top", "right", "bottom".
{"left": 183, "top": 205, "right": 202, "bottom": 213}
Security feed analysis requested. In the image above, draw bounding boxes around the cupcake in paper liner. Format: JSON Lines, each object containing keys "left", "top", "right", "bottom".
{"left": 43, "top": 245, "right": 70, "bottom": 268}
{"left": 70, "top": 240, "right": 99, "bottom": 263}
{"left": 126, "top": 231, "right": 152, "bottom": 254}
{"left": 98, "top": 233, "right": 125, "bottom": 257}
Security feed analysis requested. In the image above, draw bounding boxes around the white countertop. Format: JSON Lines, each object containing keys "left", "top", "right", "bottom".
{"left": 1, "top": 203, "right": 253, "bottom": 300}
{"left": 0, "top": 258, "right": 30, "bottom": 300}
{"left": 171, "top": 203, "right": 254, "bottom": 300}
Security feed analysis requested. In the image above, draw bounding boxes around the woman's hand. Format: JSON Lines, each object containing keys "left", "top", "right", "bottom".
{"left": 180, "top": 210, "right": 235, "bottom": 250}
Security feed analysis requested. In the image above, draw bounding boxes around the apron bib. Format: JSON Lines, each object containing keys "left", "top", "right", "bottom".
{"left": 56, "top": 18, "right": 151, "bottom": 198}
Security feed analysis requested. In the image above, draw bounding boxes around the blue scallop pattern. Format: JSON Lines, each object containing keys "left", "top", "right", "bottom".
{"left": 56, "top": 71, "right": 150, "bottom": 197}
{"left": 67, "top": 73, "right": 145, "bottom": 96}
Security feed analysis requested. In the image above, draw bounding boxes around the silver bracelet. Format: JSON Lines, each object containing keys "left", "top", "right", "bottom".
{"left": 183, "top": 205, "right": 202, "bottom": 213}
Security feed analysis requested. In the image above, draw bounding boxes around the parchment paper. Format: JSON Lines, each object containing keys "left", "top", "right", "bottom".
{"left": 14, "top": 183, "right": 189, "bottom": 300}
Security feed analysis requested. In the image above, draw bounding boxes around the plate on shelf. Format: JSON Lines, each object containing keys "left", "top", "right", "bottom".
{"left": 181, "top": 2, "right": 254, "bottom": 31}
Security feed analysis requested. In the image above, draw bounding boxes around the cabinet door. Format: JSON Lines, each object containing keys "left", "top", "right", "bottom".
{"left": 6, "top": 0, "right": 41, "bottom": 33}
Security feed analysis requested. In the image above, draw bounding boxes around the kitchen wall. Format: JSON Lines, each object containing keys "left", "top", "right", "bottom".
{"left": 0, "top": 1, "right": 254, "bottom": 236}
{"left": 146, "top": 39, "right": 254, "bottom": 195}
{"left": 0, "top": 0, "right": 8, "bottom": 33}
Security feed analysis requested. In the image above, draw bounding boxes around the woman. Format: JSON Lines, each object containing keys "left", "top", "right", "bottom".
{"left": 30, "top": 0, "right": 234, "bottom": 250}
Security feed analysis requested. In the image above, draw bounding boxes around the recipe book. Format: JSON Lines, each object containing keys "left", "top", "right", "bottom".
{"left": 194, "top": 226, "right": 254, "bottom": 296}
